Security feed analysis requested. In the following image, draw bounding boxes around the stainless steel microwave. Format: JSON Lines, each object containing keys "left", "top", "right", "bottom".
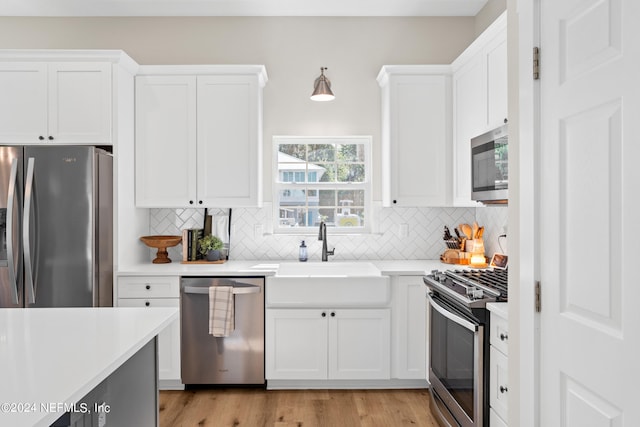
{"left": 471, "top": 124, "right": 508, "bottom": 203}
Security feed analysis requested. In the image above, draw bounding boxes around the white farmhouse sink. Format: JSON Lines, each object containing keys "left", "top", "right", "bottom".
{"left": 276, "top": 261, "right": 381, "bottom": 277}
{"left": 267, "top": 262, "right": 390, "bottom": 307}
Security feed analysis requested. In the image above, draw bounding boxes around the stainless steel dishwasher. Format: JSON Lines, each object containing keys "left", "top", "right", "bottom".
{"left": 180, "top": 276, "right": 264, "bottom": 385}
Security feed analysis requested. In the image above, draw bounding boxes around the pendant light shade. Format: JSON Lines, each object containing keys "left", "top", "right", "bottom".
{"left": 310, "top": 67, "right": 335, "bottom": 101}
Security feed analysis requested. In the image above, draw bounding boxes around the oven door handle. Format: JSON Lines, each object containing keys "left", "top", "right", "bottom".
{"left": 427, "top": 292, "right": 478, "bottom": 332}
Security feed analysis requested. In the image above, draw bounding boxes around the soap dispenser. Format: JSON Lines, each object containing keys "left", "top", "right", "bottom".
{"left": 299, "top": 240, "right": 308, "bottom": 262}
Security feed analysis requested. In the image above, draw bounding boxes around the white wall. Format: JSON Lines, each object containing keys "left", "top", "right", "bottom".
{"left": 475, "top": 0, "right": 508, "bottom": 36}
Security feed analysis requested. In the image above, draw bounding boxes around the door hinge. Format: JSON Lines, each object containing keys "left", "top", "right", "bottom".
{"left": 533, "top": 47, "right": 540, "bottom": 80}
{"left": 535, "top": 281, "right": 541, "bottom": 312}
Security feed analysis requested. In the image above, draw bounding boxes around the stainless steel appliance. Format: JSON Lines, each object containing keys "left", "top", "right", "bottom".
{"left": 0, "top": 146, "right": 113, "bottom": 308}
{"left": 180, "top": 276, "right": 265, "bottom": 385}
{"left": 423, "top": 268, "right": 508, "bottom": 427}
{"left": 471, "top": 124, "right": 508, "bottom": 204}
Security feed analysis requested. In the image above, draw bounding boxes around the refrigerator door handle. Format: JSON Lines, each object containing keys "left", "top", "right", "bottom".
{"left": 6, "top": 158, "right": 19, "bottom": 305}
{"left": 23, "top": 157, "right": 36, "bottom": 305}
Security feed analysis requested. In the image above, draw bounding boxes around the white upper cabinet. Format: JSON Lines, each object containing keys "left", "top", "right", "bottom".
{"left": 135, "top": 76, "right": 197, "bottom": 207}
{"left": 135, "top": 66, "right": 267, "bottom": 208}
{"left": 452, "top": 56, "right": 484, "bottom": 207}
{"left": 485, "top": 33, "right": 508, "bottom": 129}
{"left": 0, "top": 63, "right": 47, "bottom": 143}
{"left": 196, "top": 75, "right": 261, "bottom": 207}
{"left": 378, "top": 13, "right": 506, "bottom": 208}
{"left": 378, "top": 66, "right": 452, "bottom": 207}
{"left": 0, "top": 60, "right": 112, "bottom": 144}
{"left": 451, "top": 12, "right": 507, "bottom": 205}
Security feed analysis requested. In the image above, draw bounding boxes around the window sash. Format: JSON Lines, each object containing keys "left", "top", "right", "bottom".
{"left": 273, "top": 136, "right": 372, "bottom": 234}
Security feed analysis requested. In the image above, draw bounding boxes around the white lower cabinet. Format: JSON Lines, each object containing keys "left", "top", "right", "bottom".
{"left": 488, "top": 303, "right": 508, "bottom": 426}
{"left": 266, "top": 308, "right": 390, "bottom": 381}
{"left": 392, "top": 276, "right": 427, "bottom": 379}
{"left": 330, "top": 309, "right": 391, "bottom": 380}
{"left": 117, "top": 276, "right": 182, "bottom": 389}
{"left": 266, "top": 309, "right": 328, "bottom": 380}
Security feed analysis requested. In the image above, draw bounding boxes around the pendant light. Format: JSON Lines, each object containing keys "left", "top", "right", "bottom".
{"left": 310, "top": 67, "right": 335, "bottom": 101}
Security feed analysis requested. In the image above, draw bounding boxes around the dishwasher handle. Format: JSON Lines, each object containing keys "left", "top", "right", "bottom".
{"left": 183, "top": 284, "right": 261, "bottom": 295}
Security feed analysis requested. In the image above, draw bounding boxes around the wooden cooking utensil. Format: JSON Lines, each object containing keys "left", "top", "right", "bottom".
{"left": 472, "top": 221, "right": 479, "bottom": 239}
{"left": 460, "top": 223, "right": 472, "bottom": 239}
{"left": 477, "top": 226, "right": 484, "bottom": 239}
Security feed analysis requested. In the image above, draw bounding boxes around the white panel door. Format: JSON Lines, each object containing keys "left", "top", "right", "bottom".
{"left": 48, "top": 62, "right": 112, "bottom": 143}
{"left": 329, "top": 309, "right": 390, "bottom": 380}
{"left": 540, "top": 0, "right": 639, "bottom": 425}
{"left": 135, "top": 75, "right": 197, "bottom": 207}
{"left": 0, "top": 63, "right": 47, "bottom": 143}
{"left": 197, "top": 75, "right": 261, "bottom": 207}
{"left": 265, "top": 309, "right": 328, "bottom": 380}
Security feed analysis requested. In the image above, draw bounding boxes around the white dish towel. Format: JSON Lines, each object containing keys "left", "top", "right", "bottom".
{"left": 208, "top": 286, "right": 235, "bottom": 337}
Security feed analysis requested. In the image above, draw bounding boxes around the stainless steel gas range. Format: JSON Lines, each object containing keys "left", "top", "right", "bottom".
{"left": 423, "top": 268, "right": 508, "bottom": 427}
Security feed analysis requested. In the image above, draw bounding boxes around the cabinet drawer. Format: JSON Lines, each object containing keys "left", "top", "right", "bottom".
{"left": 490, "top": 312, "right": 509, "bottom": 355}
{"left": 117, "top": 298, "right": 179, "bottom": 309}
{"left": 490, "top": 345, "right": 509, "bottom": 421}
{"left": 118, "top": 276, "right": 180, "bottom": 298}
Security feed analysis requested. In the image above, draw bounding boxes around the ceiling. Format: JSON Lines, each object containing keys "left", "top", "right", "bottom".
{"left": 0, "top": 0, "right": 489, "bottom": 17}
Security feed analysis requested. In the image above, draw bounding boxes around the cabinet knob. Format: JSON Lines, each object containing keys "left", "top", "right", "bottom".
{"left": 321, "top": 312, "right": 326, "bottom": 317}
{"left": 331, "top": 312, "right": 336, "bottom": 317}
{"left": 499, "top": 385, "right": 508, "bottom": 394}
{"left": 393, "top": 200, "right": 397, "bottom": 204}
{"left": 145, "top": 284, "right": 151, "bottom": 290}
{"left": 189, "top": 200, "right": 194, "bottom": 205}
{"left": 499, "top": 333, "right": 508, "bottom": 341}
{"left": 145, "top": 301, "right": 150, "bottom": 307}
{"left": 504, "top": 118, "right": 508, "bottom": 124}
{"left": 198, "top": 200, "right": 203, "bottom": 205}
{"left": 38, "top": 136, "right": 45, "bottom": 141}
{"left": 48, "top": 136, "right": 54, "bottom": 141}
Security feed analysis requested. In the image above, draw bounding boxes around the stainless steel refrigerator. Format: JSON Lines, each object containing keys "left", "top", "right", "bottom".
{"left": 0, "top": 146, "right": 113, "bottom": 308}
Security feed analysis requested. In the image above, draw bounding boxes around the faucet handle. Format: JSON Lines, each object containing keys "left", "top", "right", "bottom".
{"left": 327, "top": 248, "right": 335, "bottom": 256}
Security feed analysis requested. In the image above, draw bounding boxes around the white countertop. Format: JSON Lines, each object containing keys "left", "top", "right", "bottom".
{"left": 117, "top": 259, "right": 449, "bottom": 277}
{"left": 0, "top": 307, "right": 178, "bottom": 427}
{"left": 487, "top": 302, "right": 508, "bottom": 319}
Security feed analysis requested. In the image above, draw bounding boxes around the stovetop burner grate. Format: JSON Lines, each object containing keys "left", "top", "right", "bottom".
{"left": 455, "top": 268, "right": 508, "bottom": 299}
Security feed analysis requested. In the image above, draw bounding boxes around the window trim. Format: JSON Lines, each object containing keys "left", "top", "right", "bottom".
{"left": 272, "top": 136, "right": 372, "bottom": 235}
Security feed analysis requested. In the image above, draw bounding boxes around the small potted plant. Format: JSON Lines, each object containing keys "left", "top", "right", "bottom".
{"left": 198, "top": 234, "right": 224, "bottom": 261}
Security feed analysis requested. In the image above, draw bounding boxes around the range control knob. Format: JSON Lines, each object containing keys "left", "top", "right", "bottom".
{"left": 466, "top": 287, "right": 484, "bottom": 300}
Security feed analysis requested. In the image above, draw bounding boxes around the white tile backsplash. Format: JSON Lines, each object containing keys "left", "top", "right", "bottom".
{"left": 475, "top": 205, "right": 508, "bottom": 257}
{"left": 148, "top": 204, "right": 508, "bottom": 263}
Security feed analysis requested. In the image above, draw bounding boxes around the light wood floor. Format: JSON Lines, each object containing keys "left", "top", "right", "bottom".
{"left": 160, "top": 388, "right": 439, "bottom": 427}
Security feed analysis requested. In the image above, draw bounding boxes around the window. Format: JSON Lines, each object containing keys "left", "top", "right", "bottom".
{"left": 274, "top": 136, "right": 372, "bottom": 233}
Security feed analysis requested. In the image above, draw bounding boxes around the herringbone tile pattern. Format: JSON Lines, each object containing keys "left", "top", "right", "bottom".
{"left": 149, "top": 208, "right": 228, "bottom": 262}
{"left": 148, "top": 205, "right": 508, "bottom": 262}
{"left": 475, "top": 205, "right": 509, "bottom": 256}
